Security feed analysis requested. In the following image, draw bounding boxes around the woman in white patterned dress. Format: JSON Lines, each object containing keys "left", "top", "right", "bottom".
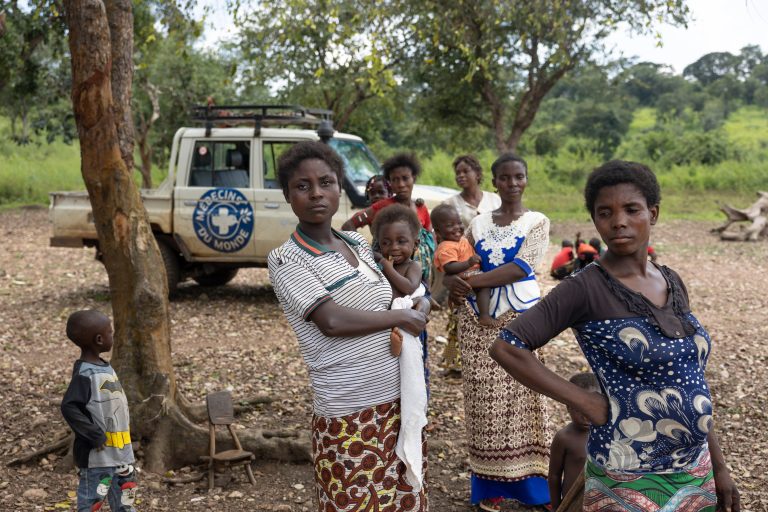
{"left": 444, "top": 153, "right": 551, "bottom": 511}
{"left": 440, "top": 155, "right": 501, "bottom": 375}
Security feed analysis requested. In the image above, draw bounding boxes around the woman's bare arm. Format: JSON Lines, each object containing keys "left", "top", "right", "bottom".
{"left": 465, "top": 262, "right": 527, "bottom": 288}
{"left": 309, "top": 299, "right": 426, "bottom": 337}
{"left": 442, "top": 261, "right": 526, "bottom": 302}
{"left": 708, "top": 430, "right": 740, "bottom": 511}
{"left": 489, "top": 339, "right": 609, "bottom": 425}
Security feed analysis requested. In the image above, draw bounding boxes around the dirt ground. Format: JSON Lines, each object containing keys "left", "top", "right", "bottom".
{"left": 0, "top": 207, "right": 766, "bottom": 511}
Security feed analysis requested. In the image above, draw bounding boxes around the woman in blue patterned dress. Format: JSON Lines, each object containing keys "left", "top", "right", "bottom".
{"left": 444, "top": 153, "right": 552, "bottom": 511}
{"left": 490, "top": 161, "right": 740, "bottom": 511}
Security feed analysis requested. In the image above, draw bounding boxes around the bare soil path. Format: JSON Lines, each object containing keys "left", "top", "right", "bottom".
{"left": 0, "top": 208, "right": 765, "bottom": 511}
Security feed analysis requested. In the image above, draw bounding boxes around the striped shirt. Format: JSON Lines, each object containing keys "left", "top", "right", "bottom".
{"left": 268, "top": 227, "right": 399, "bottom": 417}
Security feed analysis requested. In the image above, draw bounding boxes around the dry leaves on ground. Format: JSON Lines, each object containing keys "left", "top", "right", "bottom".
{"left": 0, "top": 208, "right": 766, "bottom": 511}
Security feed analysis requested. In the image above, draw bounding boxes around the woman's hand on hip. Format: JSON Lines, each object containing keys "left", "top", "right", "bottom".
{"left": 394, "top": 309, "right": 427, "bottom": 336}
{"left": 581, "top": 391, "right": 610, "bottom": 427}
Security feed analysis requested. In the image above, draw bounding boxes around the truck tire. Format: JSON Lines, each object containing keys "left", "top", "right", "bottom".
{"left": 193, "top": 268, "right": 239, "bottom": 287}
{"left": 158, "top": 241, "right": 181, "bottom": 294}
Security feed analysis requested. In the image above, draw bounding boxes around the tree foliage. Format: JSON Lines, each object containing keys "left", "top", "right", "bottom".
{"left": 683, "top": 51, "right": 741, "bottom": 85}
{"left": 234, "top": 0, "right": 407, "bottom": 131}
{"left": 132, "top": 0, "right": 238, "bottom": 186}
{"left": 2, "top": 0, "right": 768, "bottom": 192}
{"left": 406, "top": 0, "right": 690, "bottom": 152}
{"left": 0, "top": 3, "right": 70, "bottom": 143}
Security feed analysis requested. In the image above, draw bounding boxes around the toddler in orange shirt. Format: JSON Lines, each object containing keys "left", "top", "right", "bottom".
{"left": 431, "top": 204, "right": 498, "bottom": 327}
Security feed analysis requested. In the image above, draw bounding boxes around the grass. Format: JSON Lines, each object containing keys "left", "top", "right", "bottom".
{"left": 723, "top": 106, "right": 768, "bottom": 152}
{"left": 0, "top": 118, "right": 84, "bottom": 205}
{"left": 417, "top": 144, "right": 759, "bottom": 221}
{"left": 0, "top": 116, "right": 166, "bottom": 207}
{"left": 1, "top": 107, "right": 765, "bottom": 221}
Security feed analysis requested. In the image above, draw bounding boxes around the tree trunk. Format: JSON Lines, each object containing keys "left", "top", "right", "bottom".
{"left": 335, "top": 87, "right": 373, "bottom": 132}
{"left": 104, "top": 0, "right": 136, "bottom": 173}
{"left": 476, "top": 76, "right": 508, "bottom": 152}
{"left": 63, "top": 0, "right": 310, "bottom": 472}
{"left": 505, "top": 62, "right": 572, "bottom": 152}
{"left": 137, "top": 131, "right": 153, "bottom": 189}
{"left": 20, "top": 107, "right": 30, "bottom": 144}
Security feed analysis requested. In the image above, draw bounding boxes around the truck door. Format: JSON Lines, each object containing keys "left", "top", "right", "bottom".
{"left": 173, "top": 138, "right": 258, "bottom": 260}
{"left": 253, "top": 140, "right": 351, "bottom": 258}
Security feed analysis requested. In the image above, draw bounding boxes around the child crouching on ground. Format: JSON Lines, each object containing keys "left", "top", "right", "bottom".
{"left": 431, "top": 203, "right": 499, "bottom": 327}
{"left": 550, "top": 239, "right": 575, "bottom": 280}
{"left": 61, "top": 310, "right": 137, "bottom": 512}
{"left": 548, "top": 372, "right": 599, "bottom": 511}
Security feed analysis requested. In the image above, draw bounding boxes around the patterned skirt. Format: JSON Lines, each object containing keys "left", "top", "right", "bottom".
{"left": 311, "top": 400, "right": 427, "bottom": 512}
{"left": 440, "top": 307, "right": 462, "bottom": 371}
{"left": 458, "top": 305, "right": 550, "bottom": 504}
{"left": 583, "top": 447, "right": 716, "bottom": 512}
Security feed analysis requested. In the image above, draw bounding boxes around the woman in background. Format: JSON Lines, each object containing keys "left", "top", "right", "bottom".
{"left": 443, "top": 153, "right": 551, "bottom": 511}
{"left": 440, "top": 155, "right": 501, "bottom": 376}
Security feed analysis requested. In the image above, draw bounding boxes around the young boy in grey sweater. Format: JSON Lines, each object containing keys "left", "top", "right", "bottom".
{"left": 61, "top": 310, "right": 137, "bottom": 512}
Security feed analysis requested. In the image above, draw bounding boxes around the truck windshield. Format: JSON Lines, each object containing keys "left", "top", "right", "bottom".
{"left": 329, "top": 139, "right": 379, "bottom": 184}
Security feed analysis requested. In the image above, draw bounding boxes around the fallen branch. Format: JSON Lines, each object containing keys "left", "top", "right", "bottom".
{"left": 7, "top": 433, "right": 73, "bottom": 466}
{"left": 263, "top": 430, "right": 302, "bottom": 439}
{"left": 714, "top": 191, "right": 768, "bottom": 241}
{"left": 140, "top": 402, "right": 311, "bottom": 472}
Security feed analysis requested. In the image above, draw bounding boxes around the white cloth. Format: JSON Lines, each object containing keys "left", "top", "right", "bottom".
{"left": 443, "top": 191, "right": 502, "bottom": 228}
{"left": 393, "top": 284, "right": 428, "bottom": 491}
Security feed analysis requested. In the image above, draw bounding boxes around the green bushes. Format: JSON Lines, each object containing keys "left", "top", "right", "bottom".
{"left": 0, "top": 116, "right": 165, "bottom": 206}
{"left": 0, "top": 125, "right": 84, "bottom": 205}
{"left": 415, "top": 105, "right": 768, "bottom": 219}
{"left": 636, "top": 129, "right": 729, "bottom": 167}
{"left": 1, "top": 104, "right": 766, "bottom": 222}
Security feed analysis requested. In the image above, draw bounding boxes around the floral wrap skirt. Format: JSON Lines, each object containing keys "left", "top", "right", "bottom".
{"left": 311, "top": 400, "right": 427, "bottom": 511}
{"left": 583, "top": 446, "right": 716, "bottom": 511}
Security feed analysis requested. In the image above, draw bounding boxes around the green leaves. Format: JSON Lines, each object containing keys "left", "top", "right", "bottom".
{"left": 233, "top": 0, "right": 408, "bottom": 130}
{"left": 405, "top": 0, "right": 691, "bottom": 151}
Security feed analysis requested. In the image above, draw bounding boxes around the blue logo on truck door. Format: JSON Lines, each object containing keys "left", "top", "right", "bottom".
{"left": 193, "top": 188, "right": 254, "bottom": 252}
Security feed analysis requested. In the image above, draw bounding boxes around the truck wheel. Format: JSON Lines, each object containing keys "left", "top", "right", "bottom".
{"left": 193, "top": 268, "right": 239, "bottom": 287}
{"left": 157, "top": 242, "right": 181, "bottom": 294}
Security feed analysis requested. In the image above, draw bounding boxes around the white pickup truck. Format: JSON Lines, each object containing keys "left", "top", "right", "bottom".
{"left": 49, "top": 105, "right": 455, "bottom": 292}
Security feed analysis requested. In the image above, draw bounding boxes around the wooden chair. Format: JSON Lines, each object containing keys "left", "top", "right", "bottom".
{"left": 200, "top": 391, "right": 256, "bottom": 490}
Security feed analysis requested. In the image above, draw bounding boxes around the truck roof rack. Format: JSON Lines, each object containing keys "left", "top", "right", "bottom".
{"left": 190, "top": 104, "right": 334, "bottom": 137}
